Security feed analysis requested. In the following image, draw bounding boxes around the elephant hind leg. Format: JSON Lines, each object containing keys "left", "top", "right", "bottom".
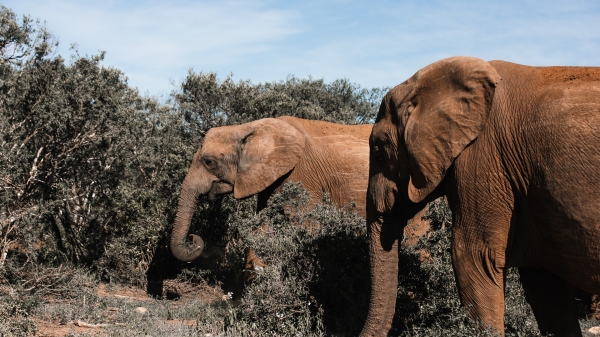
{"left": 519, "top": 267, "right": 582, "bottom": 337}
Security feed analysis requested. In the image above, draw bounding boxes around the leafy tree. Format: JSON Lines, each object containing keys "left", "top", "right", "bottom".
{"left": 175, "top": 71, "right": 386, "bottom": 138}
{"left": 0, "top": 5, "right": 56, "bottom": 68}
{"left": 0, "top": 5, "right": 386, "bottom": 288}
{"left": 0, "top": 6, "right": 190, "bottom": 273}
{"left": 0, "top": 6, "right": 60, "bottom": 266}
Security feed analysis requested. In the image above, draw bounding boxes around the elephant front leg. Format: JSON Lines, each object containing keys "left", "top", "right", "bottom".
{"left": 519, "top": 267, "right": 582, "bottom": 337}
{"left": 452, "top": 240, "right": 507, "bottom": 335}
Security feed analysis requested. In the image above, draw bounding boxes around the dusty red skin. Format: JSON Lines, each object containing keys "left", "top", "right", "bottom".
{"left": 363, "top": 56, "right": 600, "bottom": 337}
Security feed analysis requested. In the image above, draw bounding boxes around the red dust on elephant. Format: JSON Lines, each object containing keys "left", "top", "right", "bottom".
{"left": 362, "top": 56, "right": 600, "bottom": 337}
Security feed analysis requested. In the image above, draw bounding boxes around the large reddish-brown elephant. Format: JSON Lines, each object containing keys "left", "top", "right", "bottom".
{"left": 362, "top": 56, "right": 600, "bottom": 337}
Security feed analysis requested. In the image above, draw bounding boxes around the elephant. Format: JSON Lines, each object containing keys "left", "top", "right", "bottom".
{"left": 361, "top": 56, "right": 600, "bottom": 337}
{"left": 170, "top": 116, "right": 374, "bottom": 264}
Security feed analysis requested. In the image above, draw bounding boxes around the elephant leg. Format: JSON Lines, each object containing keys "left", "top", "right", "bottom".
{"left": 452, "top": 243, "right": 506, "bottom": 335}
{"left": 228, "top": 248, "right": 269, "bottom": 303}
{"left": 590, "top": 294, "right": 600, "bottom": 320}
{"left": 518, "top": 267, "right": 581, "bottom": 337}
{"left": 243, "top": 247, "right": 268, "bottom": 284}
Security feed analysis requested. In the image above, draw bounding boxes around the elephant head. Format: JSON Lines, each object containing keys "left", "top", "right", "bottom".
{"left": 361, "top": 56, "right": 500, "bottom": 336}
{"left": 170, "top": 118, "right": 305, "bottom": 262}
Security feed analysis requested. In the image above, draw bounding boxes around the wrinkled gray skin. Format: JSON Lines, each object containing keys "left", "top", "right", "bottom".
{"left": 362, "top": 56, "right": 600, "bottom": 337}
{"left": 170, "top": 116, "right": 372, "bottom": 262}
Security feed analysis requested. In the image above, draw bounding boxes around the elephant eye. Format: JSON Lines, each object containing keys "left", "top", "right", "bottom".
{"left": 373, "top": 146, "right": 384, "bottom": 162}
{"left": 242, "top": 134, "right": 254, "bottom": 145}
{"left": 203, "top": 157, "right": 216, "bottom": 168}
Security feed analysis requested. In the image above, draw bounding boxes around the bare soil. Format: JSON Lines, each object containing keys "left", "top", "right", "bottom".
{"left": 32, "top": 281, "right": 224, "bottom": 337}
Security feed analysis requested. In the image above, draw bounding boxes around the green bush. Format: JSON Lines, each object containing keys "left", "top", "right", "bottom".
{"left": 0, "top": 5, "right": 386, "bottom": 289}
{"left": 176, "top": 71, "right": 386, "bottom": 133}
{"left": 0, "top": 298, "right": 37, "bottom": 337}
{"left": 218, "top": 182, "right": 369, "bottom": 336}
{"left": 0, "top": 6, "right": 191, "bottom": 281}
{"left": 169, "top": 186, "right": 544, "bottom": 336}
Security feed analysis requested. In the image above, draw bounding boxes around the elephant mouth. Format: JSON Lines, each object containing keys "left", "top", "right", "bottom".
{"left": 208, "top": 181, "right": 233, "bottom": 200}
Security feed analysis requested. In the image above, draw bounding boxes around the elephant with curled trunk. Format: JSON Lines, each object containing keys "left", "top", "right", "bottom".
{"left": 170, "top": 116, "right": 375, "bottom": 263}
{"left": 361, "top": 56, "right": 600, "bottom": 337}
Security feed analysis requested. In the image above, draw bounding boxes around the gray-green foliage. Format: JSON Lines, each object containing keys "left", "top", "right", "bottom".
{"left": 0, "top": 6, "right": 195, "bottom": 284}
{"left": 0, "top": 296, "right": 37, "bottom": 337}
{"left": 0, "top": 4, "right": 385, "bottom": 286}
{"left": 224, "top": 182, "right": 369, "bottom": 336}
{"left": 0, "top": 5, "right": 56, "bottom": 69}
{"left": 176, "top": 71, "right": 386, "bottom": 136}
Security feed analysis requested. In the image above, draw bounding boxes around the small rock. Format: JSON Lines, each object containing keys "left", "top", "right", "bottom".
{"left": 135, "top": 307, "right": 147, "bottom": 315}
{"left": 589, "top": 326, "right": 600, "bottom": 335}
{"left": 221, "top": 292, "right": 233, "bottom": 301}
{"left": 75, "top": 320, "right": 108, "bottom": 328}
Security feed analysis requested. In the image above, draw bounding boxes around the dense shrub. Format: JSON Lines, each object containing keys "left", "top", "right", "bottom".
{"left": 0, "top": 5, "right": 384, "bottom": 289}
{"left": 176, "top": 71, "right": 386, "bottom": 135}
{"left": 0, "top": 297, "right": 37, "bottom": 337}
{"left": 0, "top": 6, "right": 189, "bottom": 276}
{"left": 219, "top": 182, "right": 368, "bottom": 336}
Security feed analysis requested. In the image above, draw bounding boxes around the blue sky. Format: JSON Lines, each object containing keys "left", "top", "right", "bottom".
{"left": 5, "top": 1, "right": 600, "bottom": 98}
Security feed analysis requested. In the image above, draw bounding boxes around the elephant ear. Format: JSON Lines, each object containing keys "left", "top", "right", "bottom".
{"left": 233, "top": 118, "right": 306, "bottom": 199}
{"left": 404, "top": 56, "right": 501, "bottom": 203}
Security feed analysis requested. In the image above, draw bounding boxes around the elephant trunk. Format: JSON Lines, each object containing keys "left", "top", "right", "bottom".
{"left": 360, "top": 212, "right": 401, "bottom": 337}
{"left": 170, "top": 174, "right": 211, "bottom": 262}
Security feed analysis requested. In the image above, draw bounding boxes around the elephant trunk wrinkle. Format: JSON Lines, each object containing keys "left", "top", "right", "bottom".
{"left": 170, "top": 176, "right": 209, "bottom": 262}
{"left": 360, "top": 215, "right": 401, "bottom": 337}
{"left": 368, "top": 174, "right": 398, "bottom": 214}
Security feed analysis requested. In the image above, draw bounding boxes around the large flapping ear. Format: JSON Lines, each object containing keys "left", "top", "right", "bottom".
{"left": 233, "top": 118, "right": 306, "bottom": 199}
{"left": 403, "top": 56, "right": 501, "bottom": 203}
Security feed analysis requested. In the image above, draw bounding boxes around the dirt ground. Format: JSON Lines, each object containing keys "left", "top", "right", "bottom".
{"left": 34, "top": 319, "right": 105, "bottom": 337}
{"left": 32, "top": 281, "right": 224, "bottom": 337}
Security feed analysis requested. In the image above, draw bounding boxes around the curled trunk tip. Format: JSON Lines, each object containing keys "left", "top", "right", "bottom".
{"left": 171, "top": 234, "right": 205, "bottom": 262}
{"left": 170, "top": 171, "right": 212, "bottom": 263}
